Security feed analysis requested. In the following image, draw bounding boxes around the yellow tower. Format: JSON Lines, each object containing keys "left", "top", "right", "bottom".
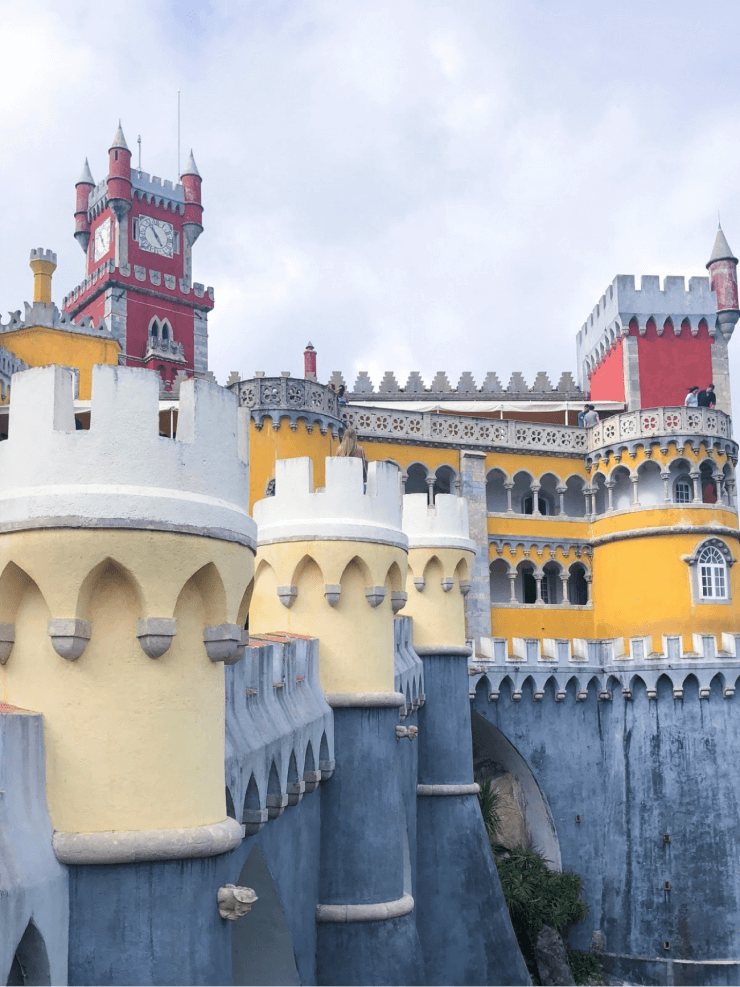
{"left": 250, "top": 456, "right": 407, "bottom": 696}
{"left": 0, "top": 364, "right": 254, "bottom": 863}
{"left": 401, "top": 492, "right": 475, "bottom": 649}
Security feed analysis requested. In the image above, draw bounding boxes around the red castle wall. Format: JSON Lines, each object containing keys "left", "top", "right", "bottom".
{"left": 588, "top": 338, "right": 625, "bottom": 403}
{"left": 635, "top": 320, "right": 713, "bottom": 409}
{"left": 125, "top": 292, "right": 195, "bottom": 368}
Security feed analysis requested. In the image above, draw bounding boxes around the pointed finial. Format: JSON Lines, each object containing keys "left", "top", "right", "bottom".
{"left": 110, "top": 120, "right": 129, "bottom": 151}
{"left": 708, "top": 221, "right": 737, "bottom": 267}
{"left": 182, "top": 149, "right": 201, "bottom": 178}
{"left": 77, "top": 158, "right": 94, "bottom": 186}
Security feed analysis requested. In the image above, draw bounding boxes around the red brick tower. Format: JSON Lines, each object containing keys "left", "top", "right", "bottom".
{"left": 62, "top": 124, "right": 214, "bottom": 386}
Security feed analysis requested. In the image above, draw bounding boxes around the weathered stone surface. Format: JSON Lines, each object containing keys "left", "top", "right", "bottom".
{"left": 535, "top": 924, "right": 575, "bottom": 986}
{"left": 492, "top": 772, "right": 527, "bottom": 849}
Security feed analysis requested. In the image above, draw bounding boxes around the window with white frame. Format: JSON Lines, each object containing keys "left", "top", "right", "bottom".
{"left": 698, "top": 545, "right": 727, "bottom": 599}
{"left": 674, "top": 477, "right": 692, "bottom": 504}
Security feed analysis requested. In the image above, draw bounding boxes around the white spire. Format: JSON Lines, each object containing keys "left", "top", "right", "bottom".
{"left": 77, "top": 158, "right": 94, "bottom": 185}
{"left": 182, "top": 149, "right": 201, "bottom": 178}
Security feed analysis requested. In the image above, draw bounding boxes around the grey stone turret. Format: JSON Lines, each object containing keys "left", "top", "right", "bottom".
{"left": 182, "top": 149, "right": 201, "bottom": 179}
{"left": 77, "top": 158, "right": 94, "bottom": 186}
{"left": 110, "top": 121, "right": 129, "bottom": 151}
{"left": 707, "top": 224, "right": 737, "bottom": 265}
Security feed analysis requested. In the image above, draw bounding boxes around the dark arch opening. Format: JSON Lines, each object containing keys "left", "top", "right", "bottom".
{"left": 225, "top": 787, "right": 236, "bottom": 819}
{"left": 471, "top": 712, "right": 561, "bottom": 868}
{"left": 7, "top": 920, "right": 51, "bottom": 986}
{"left": 232, "top": 846, "right": 299, "bottom": 986}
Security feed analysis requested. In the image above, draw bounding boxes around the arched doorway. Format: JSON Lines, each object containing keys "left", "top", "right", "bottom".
{"left": 6, "top": 920, "right": 51, "bottom": 986}
{"left": 232, "top": 846, "right": 299, "bottom": 986}
{"left": 472, "top": 712, "right": 561, "bottom": 869}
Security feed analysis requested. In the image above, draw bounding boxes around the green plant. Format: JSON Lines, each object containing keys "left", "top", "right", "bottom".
{"left": 476, "top": 776, "right": 501, "bottom": 842}
{"left": 567, "top": 949, "right": 603, "bottom": 986}
{"left": 493, "top": 846, "right": 589, "bottom": 983}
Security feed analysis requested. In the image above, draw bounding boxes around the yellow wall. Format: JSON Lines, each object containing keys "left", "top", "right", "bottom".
{"left": 405, "top": 547, "right": 473, "bottom": 647}
{"left": 251, "top": 539, "right": 406, "bottom": 693}
{"left": 250, "top": 418, "right": 338, "bottom": 510}
{"left": 0, "top": 528, "right": 254, "bottom": 834}
{"left": 592, "top": 532, "right": 740, "bottom": 650}
{"left": 1, "top": 327, "right": 120, "bottom": 400}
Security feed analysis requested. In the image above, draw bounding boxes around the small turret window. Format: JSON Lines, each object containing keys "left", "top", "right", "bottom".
{"left": 174, "top": 232, "right": 180, "bottom": 254}
{"left": 698, "top": 546, "right": 727, "bottom": 599}
{"left": 132, "top": 218, "right": 139, "bottom": 241}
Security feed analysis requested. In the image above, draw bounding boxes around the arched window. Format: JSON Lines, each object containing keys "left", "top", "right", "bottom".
{"left": 521, "top": 564, "right": 537, "bottom": 604}
{"left": 161, "top": 321, "right": 170, "bottom": 342}
{"left": 567, "top": 563, "right": 588, "bottom": 605}
{"left": 698, "top": 545, "right": 727, "bottom": 600}
{"left": 674, "top": 476, "right": 692, "bottom": 504}
{"left": 522, "top": 494, "right": 549, "bottom": 515}
{"left": 150, "top": 319, "right": 159, "bottom": 339}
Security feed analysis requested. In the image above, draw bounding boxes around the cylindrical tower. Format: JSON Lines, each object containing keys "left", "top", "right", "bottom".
{"left": 304, "top": 341, "right": 317, "bottom": 380}
{"left": 181, "top": 149, "right": 204, "bottom": 245}
{"left": 74, "top": 159, "right": 94, "bottom": 253}
{"left": 403, "top": 493, "right": 529, "bottom": 986}
{"left": 0, "top": 364, "right": 254, "bottom": 850}
{"left": 107, "top": 122, "right": 132, "bottom": 221}
{"left": 251, "top": 456, "right": 425, "bottom": 985}
{"left": 28, "top": 248, "right": 57, "bottom": 306}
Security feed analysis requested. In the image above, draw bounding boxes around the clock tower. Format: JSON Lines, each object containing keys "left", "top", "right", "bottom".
{"left": 63, "top": 123, "right": 214, "bottom": 385}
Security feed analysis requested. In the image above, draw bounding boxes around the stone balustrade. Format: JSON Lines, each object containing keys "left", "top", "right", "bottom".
{"left": 588, "top": 405, "right": 735, "bottom": 459}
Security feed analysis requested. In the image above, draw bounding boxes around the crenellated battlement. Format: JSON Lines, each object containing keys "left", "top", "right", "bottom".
{"left": 131, "top": 170, "right": 185, "bottom": 210}
{"left": 0, "top": 364, "right": 254, "bottom": 547}
{"left": 29, "top": 248, "right": 57, "bottom": 266}
{"left": 402, "top": 493, "right": 475, "bottom": 553}
{"left": 62, "top": 259, "right": 214, "bottom": 311}
{"left": 329, "top": 368, "right": 583, "bottom": 401}
{"left": 255, "top": 456, "right": 406, "bottom": 550}
{"left": 576, "top": 272, "right": 721, "bottom": 386}
{"left": 0, "top": 300, "right": 109, "bottom": 337}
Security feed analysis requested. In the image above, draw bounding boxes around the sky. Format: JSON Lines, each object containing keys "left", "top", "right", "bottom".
{"left": 2, "top": 0, "right": 740, "bottom": 403}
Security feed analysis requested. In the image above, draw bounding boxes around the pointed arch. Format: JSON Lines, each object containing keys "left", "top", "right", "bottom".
{"left": 303, "top": 740, "right": 315, "bottom": 775}
{"left": 232, "top": 846, "right": 300, "bottom": 986}
{"left": 242, "top": 774, "right": 261, "bottom": 820}
{"left": 338, "top": 554, "right": 371, "bottom": 587}
{"left": 225, "top": 787, "right": 236, "bottom": 819}
{"left": 385, "top": 560, "right": 403, "bottom": 593}
{"left": 0, "top": 561, "right": 47, "bottom": 623}
{"left": 422, "top": 555, "right": 443, "bottom": 583}
{"left": 76, "top": 557, "right": 144, "bottom": 623}
{"left": 175, "top": 562, "right": 227, "bottom": 625}
{"left": 291, "top": 553, "right": 325, "bottom": 589}
{"left": 6, "top": 920, "right": 51, "bottom": 986}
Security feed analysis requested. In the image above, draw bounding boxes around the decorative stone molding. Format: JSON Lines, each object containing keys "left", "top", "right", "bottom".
{"left": 345, "top": 407, "right": 588, "bottom": 456}
{"left": 243, "top": 809, "right": 268, "bottom": 836}
{"left": 48, "top": 619, "right": 91, "bottom": 661}
{"left": 316, "top": 893, "right": 415, "bottom": 924}
{"left": 325, "top": 692, "right": 406, "bottom": 708}
{"left": 277, "top": 586, "right": 298, "bottom": 608}
{"left": 287, "top": 780, "right": 305, "bottom": 806}
{"left": 391, "top": 590, "right": 408, "bottom": 613}
{"left": 53, "top": 816, "right": 243, "bottom": 864}
{"left": 319, "top": 758, "right": 336, "bottom": 780}
{"left": 365, "top": 586, "right": 386, "bottom": 608}
{"left": 266, "top": 793, "right": 288, "bottom": 820}
{"left": 0, "top": 623, "right": 15, "bottom": 664}
{"left": 136, "top": 618, "right": 177, "bottom": 659}
{"left": 416, "top": 783, "right": 480, "bottom": 796}
{"left": 396, "top": 725, "right": 419, "bottom": 740}
{"left": 413, "top": 576, "right": 425, "bottom": 591}
{"left": 588, "top": 407, "right": 736, "bottom": 461}
{"left": 304, "top": 769, "right": 323, "bottom": 794}
{"left": 324, "top": 584, "right": 341, "bottom": 607}
{"left": 229, "top": 376, "right": 342, "bottom": 437}
{"left": 217, "top": 885, "right": 258, "bottom": 921}
{"left": 203, "top": 624, "right": 242, "bottom": 663}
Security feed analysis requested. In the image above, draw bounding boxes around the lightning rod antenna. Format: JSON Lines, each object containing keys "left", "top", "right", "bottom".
{"left": 137, "top": 135, "right": 142, "bottom": 175}
{"left": 177, "top": 89, "right": 181, "bottom": 177}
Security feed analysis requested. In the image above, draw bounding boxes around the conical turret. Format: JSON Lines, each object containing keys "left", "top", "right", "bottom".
{"left": 707, "top": 223, "right": 739, "bottom": 335}
{"left": 107, "top": 121, "right": 132, "bottom": 221}
{"left": 74, "top": 158, "right": 95, "bottom": 253}
{"left": 181, "top": 148, "right": 204, "bottom": 266}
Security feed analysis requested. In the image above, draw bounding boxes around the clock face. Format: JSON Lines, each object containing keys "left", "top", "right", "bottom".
{"left": 94, "top": 219, "right": 111, "bottom": 262}
{"left": 139, "top": 215, "right": 174, "bottom": 258}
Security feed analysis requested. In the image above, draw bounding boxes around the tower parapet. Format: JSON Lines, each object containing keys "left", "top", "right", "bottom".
{"left": 0, "top": 364, "right": 253, "bottom": 546}
{"left": 402, "top": 493, "right": 475, "bottom": 649}
{"left": 252, "top": 456, "right": 407, "bottom": 695}
{"left": 0, "top": 365, "right": 255, "bottom": 856}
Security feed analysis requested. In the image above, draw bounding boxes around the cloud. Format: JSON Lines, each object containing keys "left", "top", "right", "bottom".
{"left": 2, "top": 0, "right": 740, "bottom": 410}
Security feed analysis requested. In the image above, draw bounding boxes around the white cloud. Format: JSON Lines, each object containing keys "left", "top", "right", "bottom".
{"left": 2, "top": 0, "right": 740, "bottom": 409}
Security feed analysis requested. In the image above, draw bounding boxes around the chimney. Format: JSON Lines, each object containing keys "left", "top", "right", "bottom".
{"left": 304, "top": 342, "right": 317, "bottom": 381}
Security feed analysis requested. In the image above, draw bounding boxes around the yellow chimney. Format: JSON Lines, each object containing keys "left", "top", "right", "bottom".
{"left": 29, "top": 248, "right": 58, "bottom": 305}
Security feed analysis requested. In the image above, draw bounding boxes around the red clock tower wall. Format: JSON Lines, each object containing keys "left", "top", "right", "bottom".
{"left": 62, "top": 124, "right": 213, "bottom": 385}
